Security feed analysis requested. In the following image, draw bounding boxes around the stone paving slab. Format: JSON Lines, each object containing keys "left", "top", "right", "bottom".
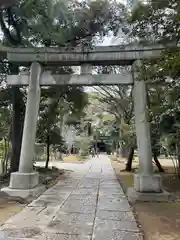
{"left": 3, "top": 206, "right": 45, "bottom": 228}
{"left": 0, "top": 155, "right": 142, "bottom": 240}
{"left": 100, "top": 182, "right": 121, "bottom": 187}
{"left": 99, "top": 189, "right": 125, "bottom": 195}
{"left": 96, "top": 210, "right": 136, "bottom": 221}
{"left": 80, "top": 179, "right": 100, "bottom": 184}
{"left": 100, "top": 180, "right": 118, "bottom": 185}
{"left": 0, "top": 238, "right": 37, "bottom": 240}
{"left": 39, "top": 233, "right": 91, "bottom": 240}
{"left": 85, "top": 173, "right": 101, "bottom": 179}
{"left": 92, "top": 219, "right": 143, "bottom": 240}
{"left": 92, "top": 231, "right": 143, "bottom": 240}
{"left": 100, "top": 185, "right": 123, "bottom": 190}
{"left": 98, "top": 193, "right": 126, "bottom": 199}
{"left": 77, "top": 183, "right": 99, "bottom": 189}
{"left": 3, "top": 206, "right": 59, "bottom": 230}
{"left": 42, "top": 189, "right": 71, "bottom": 199}
{"left": 42, "top": 188, "right": 60, "bottom": 195}
{"left": 28, "top": 195, "right": 66, "bottom": 207}
{"left": 98, "top": 194, "right": 127, "bottom": 202}
{"left": 98, "top": 197, "right": 131, "bottom": 210}
{"left": 51, "top": 186, "right": 75, "bottom": 191}
{"left": 72, "top": 188, "right": 98, "bottom": 195}
{"left": 97, "top": 202, "right": 131, "bottom": 212}
{"left": 46, "top": 212, "right": 94, "bottom": 234}
{"left": 6, "top": 206, "right": 44, "bottom": 220}
{"left": 0, "top": 226, "right": 43, "bottom": 239}
{"left": 100, "top": 175, "right": 117, "bottom": 180}
{"left": 93, "top": 219, "right": 140, "bottom": 233}
{"left": 35, "top": 206, "right": 61, "bottom": 225}
{"left": 68, "top": 194, "right": 97, "bottom": 206}
{"left": 60, "top": 201, "right": 96, "bottom": 214}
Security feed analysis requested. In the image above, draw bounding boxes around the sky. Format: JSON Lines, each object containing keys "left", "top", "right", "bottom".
{"left": 0, "top": 0, "right": 130, "bottom": 93}
{"left": 99, "top": 0, "right": 134, "bottom": 46}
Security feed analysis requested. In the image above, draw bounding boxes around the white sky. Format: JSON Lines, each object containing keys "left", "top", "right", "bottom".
{"left": 99, "top": 0, "right": 128, "bottom": 46}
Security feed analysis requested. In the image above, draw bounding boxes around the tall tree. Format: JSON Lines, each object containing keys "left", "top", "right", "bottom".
{"left": 37, "top": 85, "right": 88, "bottom": 168}
{"left": 0, "top": 0, "right": 127, "bottom": 171}
{"left": 94, "top": 84, "right": 135, "bottom": 169}
{"left": 128, "top": 0, "right": 180, "bottom": 172}
{"left": 93, "top": 64, "right": 135, "bottom": 170}
{"left": 130, "top": 0, "right": 180, "bottom": 80}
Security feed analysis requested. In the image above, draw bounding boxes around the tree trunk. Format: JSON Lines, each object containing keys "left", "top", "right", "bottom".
{"left": 153, "top": 149, "right": 165, "bottom": 172}
{"left": 10, "top": 87, "right": 25, "bottom": 172}
{"left": 45, "top": 134, "right": 50, "bottom": 169}
{"left": 125, "top": 147, "right": 134, "bottom": 171}
{"left": 176, "top": 143, "right": 180, "bottom": 177}
{"left": 2, "top": 137, "right": 8, "bottom": 174}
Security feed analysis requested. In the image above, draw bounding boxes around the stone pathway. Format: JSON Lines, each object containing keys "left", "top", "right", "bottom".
{"left": 0, "top": 155, "right": 143, "bottom": 240}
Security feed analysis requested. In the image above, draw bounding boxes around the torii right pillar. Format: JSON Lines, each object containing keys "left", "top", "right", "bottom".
{"left": 128, "top": 60, "right": 172, "bottom": 202}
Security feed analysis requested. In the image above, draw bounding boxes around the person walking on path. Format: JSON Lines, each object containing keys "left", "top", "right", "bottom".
{"left": 96, "top": 147, "right": 99, "bottom": 157}
{"left": 90, "top": 147, "right": 95, "bottom": 158}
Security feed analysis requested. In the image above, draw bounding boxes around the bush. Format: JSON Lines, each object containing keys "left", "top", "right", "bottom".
{"left": 0, "top": 139, "right": 12, "bottom": 176}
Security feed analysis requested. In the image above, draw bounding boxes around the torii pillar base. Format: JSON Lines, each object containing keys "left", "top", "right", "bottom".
{"left": 1, "top": 186, "right": 45, "bottom": 200}
{"left": 127, "top": 174, "right": 173, "bottom": 203}
{"left": 1, "top": 171, "right": 45, "bottom": 199}
{"left": 9, "top": 172, "right": 39, "bottom": 189}
{"left": 127, "top": 187, "right": 173, "bottom": 203}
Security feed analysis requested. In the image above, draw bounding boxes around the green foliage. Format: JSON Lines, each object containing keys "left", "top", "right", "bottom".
{"left": 130, "top": 0, "right": 180, "bottom": 44}
{"left": 0, "top": 139, "right": 12, "bottom": 175}
{"left": 130, "top": 0, "right": 180, "bottom": 81}
{"left": 130, "top": 0, "right": 180, "bottom": 160}
{"left": 120, "top": 121, "right": 136, "bottom": 148}
{"left": 0, "top": 107, "right": 11, "bottom": 139}
{"left": 75, "top": 136, "right": 91, "bottom": 157}
{"left": 92, "top": 84, "right": 134, "bottom": 149}
{"left": 0, "top": 0, "right": 127, "bottom": 170}
{"left": 4, "top": 0, "right": 126, "bottom": 47}
{"left": 37, "top": 86, "right": 88, "bottom": 144}
{"left": 0, "top": 140, "right": 4, "bottom": 160}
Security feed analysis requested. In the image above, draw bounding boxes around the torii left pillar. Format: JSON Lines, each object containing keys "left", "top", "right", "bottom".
{"left": 2, "top": 62, "right": 45, "bottom": 198}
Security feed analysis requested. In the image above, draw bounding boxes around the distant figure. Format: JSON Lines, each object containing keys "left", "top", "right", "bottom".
{"left": 91, "top": 147, "right": 95, "bottom": 158}
{"left": 96, "top": 147, "right": 99, "bottom": 157}
{"left": 71, "top": 145, "right": 75, "bottom": 154}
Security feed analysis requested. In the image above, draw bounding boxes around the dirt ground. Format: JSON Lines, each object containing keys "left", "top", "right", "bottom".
{"left": 62, "top": 155, "right": 87, "bottom": 163}
{"left": 111, "top": 158, "right": 180, "bottom": 240}
{"left": 0, "top": 200, "right": 24, "bottom": 226}
{"left": 0, "top": 166, "right": 65, "bottom": 226}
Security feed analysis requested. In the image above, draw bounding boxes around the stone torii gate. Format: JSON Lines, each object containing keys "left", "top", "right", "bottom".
{"left": 1, "top": 44, "right": 170, "bottom": 201}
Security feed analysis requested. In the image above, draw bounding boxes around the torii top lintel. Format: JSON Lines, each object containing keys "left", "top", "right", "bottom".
{"left": 1, "top": 44, "right": 165, "bottom": 66}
